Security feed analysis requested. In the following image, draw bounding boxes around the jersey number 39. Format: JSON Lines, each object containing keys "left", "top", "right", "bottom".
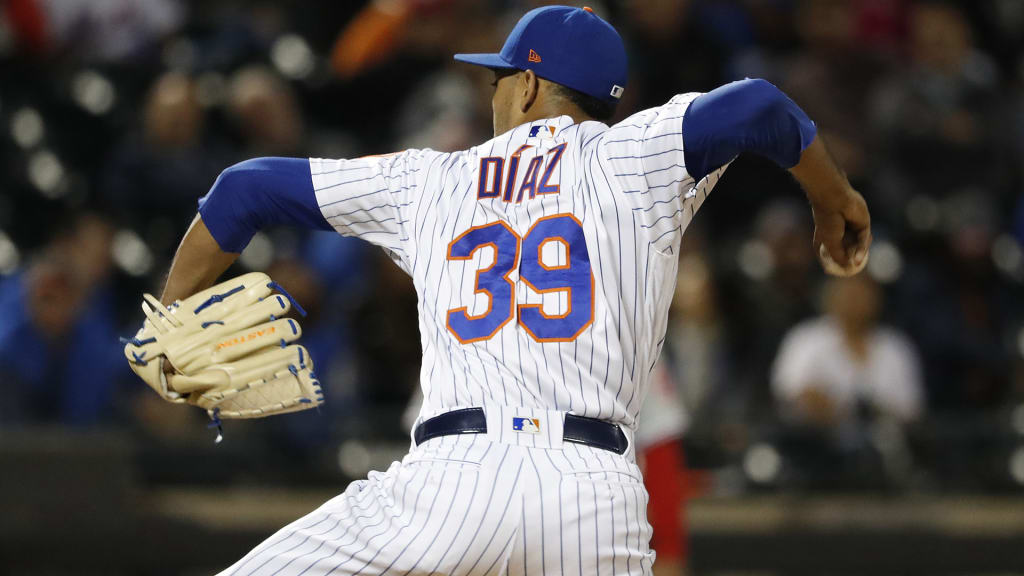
{"left": 446, "top": 214, "right": 593, "bottom": 344}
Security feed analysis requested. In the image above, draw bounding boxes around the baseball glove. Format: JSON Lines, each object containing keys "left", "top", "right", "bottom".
{"left": 123, "top": 272, "right": 323, "bottom": 421}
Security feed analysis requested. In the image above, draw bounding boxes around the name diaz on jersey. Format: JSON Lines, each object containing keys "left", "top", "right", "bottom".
{"left": 477, "top": 128, "right": 566, "bottom": 203}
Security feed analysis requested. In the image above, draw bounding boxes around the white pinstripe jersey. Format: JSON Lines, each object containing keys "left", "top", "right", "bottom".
{"left": 310, "top": 93, "right": 728, "bottom": 435}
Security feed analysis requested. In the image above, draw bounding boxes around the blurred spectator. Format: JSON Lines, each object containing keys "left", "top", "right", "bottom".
{"left": 393, "top": 65, "right": 489, "bottom": 151}
{"left": 227, "top": 65, "right": 305, "bottom": 157}
{"left": 101, "top": 71, "right": 229, "bottom": 254}
{"left": 733, "top": 199, "right": 819, "bottom": 413}
{"left": 659, "top": 248, "right": 741, "bottom": 447}
{"left": 773, "top": 0, "right": 895, "bottom": 182}
{"left": 0, "top": 213, "right": 129, "bottom": 427}
{"left": 854, "top": 0, "right": 909, "bottom": 50}
{"left": 328, "top": 0, "right": 416, "bottom": 81}
{"left": 772, "top": 274, "right": 923, "bottom": 487}
{"left": 870, "top": 0, "right": 1012, "bottom": 223}
{"left": 623, "top": 0, "right": 725, "bottom": 107}
{"left": 773, "top": 275, "right": 923, "bottom": 426}
{"left": 330, "top": 0, "right": 498, "bottom": 81}
{"left": 894, "top": 191, "right": 1016, "bottom": 410}
{"left": 350, "top": 252, "right": 421, "bottom": 431}
{"left": 4, "top": 0, "right": 184, "bottom": 63}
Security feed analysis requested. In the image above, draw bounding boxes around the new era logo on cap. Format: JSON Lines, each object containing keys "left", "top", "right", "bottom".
{"left": 528, "top": 49, "right": 542, "bottom": 63}
{"left": 610, "top": 85, "right": 624, "bottom": 99}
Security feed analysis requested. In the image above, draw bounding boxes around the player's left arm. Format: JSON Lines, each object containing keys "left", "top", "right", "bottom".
{"left": 161, "top": 157, "right": 331, "bottom": 304}
{"left": 133, "top": 152, "right": 422, "bottom": 417}
{"left": 683, "top": 78, "right": 870, "bottom": 276}
{"left": 160, "top": 215, "right": 237, "bottom": 305}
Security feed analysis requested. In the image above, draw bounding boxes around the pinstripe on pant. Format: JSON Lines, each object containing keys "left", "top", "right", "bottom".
{"left": 219, "top": 433, "right": 655, "bottom": 575}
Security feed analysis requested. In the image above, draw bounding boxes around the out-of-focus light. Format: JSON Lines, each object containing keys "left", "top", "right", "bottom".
{"left": 71, "top": 70, "right": 116, "bottom": 115}
{"left": 11, "top": 107, "right": 44, "bottom": 149}
{"left": 867, "top": 240, "right": 903, "bottom": 283}
{"left": 239, "top": 232, "right": 274, "bottom": 270}
{"left": 27, "top": 150, "right": 66, "bottom": 197}
{"left": 271, "top": 34, "right": 315, "bottom": 80}
{"left": 0, "top": 230, "right": 20, "bottom": 275}
{"left": 196, "top": 72, "right": 227, "bottom": 108}
{"left": 338, "top": 440, "right": 372, "bottom": 478}
{"left": 737, "top": 240, "right": 774, "bottom": 280}
{"left": 906, "top": 195, "right": 940, "bottom": 232}
{"left": 743, "top": 442, "right": 781, "bottom": 484}
{"left": 162, "top": 37, "right": 196, "bottom": 71}
{"left": 1017, "top": 327, "right": 1024, "bottom": 359}
{"left": 111, "top": 230, "right": 154, "bottom": 277}
{"left": 1010, "top": 447, "right": 1024, "bottom": 485}
{"left": 991, "top": 234, "right": 1023, "bottom": 281}
{"left": 1011, "top": 404, "right": 1024, "bottom": 436}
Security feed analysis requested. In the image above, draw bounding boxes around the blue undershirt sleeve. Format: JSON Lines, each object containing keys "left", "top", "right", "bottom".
{"left": 682, "top": 78, "right": 817, "bottom": 182}
{"left": 197, "top": 157, "right": 332, "bottom": 253}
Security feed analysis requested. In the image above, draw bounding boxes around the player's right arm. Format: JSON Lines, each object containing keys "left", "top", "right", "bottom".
{"left": 603, "top": 78, "right": 869, "bottom": 275}
{"left": 789, "top": 137, "right": 870, "bottom": 276}
{"left": 683, "top": 79, "right": 870, "bottom": 275}
{"left": 161, "top": 151, "right": 431, "bottom": 304}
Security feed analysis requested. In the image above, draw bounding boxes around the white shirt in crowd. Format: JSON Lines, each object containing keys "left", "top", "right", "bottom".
{"left": 771, "top": 318, "right": 924, "bottom": 424}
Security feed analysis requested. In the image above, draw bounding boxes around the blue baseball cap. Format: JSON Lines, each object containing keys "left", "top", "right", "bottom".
{"left": 454, "top": 5, "right": 627, "bottom": 104}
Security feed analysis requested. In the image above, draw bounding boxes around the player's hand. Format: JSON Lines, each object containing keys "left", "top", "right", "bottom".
{"left": 810, "top": 185, "right": 871, "bottom": 277}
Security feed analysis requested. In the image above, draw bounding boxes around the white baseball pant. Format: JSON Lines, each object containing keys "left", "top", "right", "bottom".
{"left": 219, "top": 414, "right": 655, "bottom": 575}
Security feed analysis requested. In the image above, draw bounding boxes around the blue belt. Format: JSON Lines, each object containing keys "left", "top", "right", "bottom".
{"left": 413, "top": 407, "right": 628, "bottom": 455}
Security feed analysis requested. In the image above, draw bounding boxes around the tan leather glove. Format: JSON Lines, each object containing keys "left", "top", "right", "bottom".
{"left": 123, "top": 272, "right": 322, "bottom": 420}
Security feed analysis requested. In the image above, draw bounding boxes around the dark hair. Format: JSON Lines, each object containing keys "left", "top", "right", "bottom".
{"left": 552, "top": 83, "right": 617, "bottom": 121}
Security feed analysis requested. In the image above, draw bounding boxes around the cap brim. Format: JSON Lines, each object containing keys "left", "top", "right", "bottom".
{"left": 453, "top": 53, "right": 516, "bottom": 70}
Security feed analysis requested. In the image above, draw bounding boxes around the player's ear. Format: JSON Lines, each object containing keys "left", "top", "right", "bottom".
{"left": 520, "top": 69, "right": 539, "bottom": 113}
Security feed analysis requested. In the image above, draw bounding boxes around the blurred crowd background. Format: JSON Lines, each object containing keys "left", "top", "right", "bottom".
{"left": 2, "top": 0, "right": 1024, "bottom": 572}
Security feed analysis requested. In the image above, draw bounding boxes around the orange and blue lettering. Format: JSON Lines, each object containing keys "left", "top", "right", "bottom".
{"left": 476, "top": 144, "right": 567, "bottom": 204}
{"left": 538, "top": 143, "right": 567, "bottom": 195}
{"left": 445, "top": 214, "right": 593, "bottom": 344}
{"left": 502, "top": 145, "right": 532, "bottom": 202}
{"left": 518, "top": 214, "right": 593, "bottom": 342}
{"left": 477, "top": 157, "right": 504, "bottom": 199}
{"left": 445, "top": 221, "right": 520, "bottom": 343}
{"left": 516, "top": 157, "right": 544, "bottom": 202}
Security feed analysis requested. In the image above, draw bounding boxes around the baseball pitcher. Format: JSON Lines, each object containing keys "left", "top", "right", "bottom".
{"left": 124, "top": 6, "right": 870, "bottom": 575}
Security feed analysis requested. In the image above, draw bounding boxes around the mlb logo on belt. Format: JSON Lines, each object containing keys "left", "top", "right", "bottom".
{"left": 512, "top": 417, "right": 541, "bottom": 433}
